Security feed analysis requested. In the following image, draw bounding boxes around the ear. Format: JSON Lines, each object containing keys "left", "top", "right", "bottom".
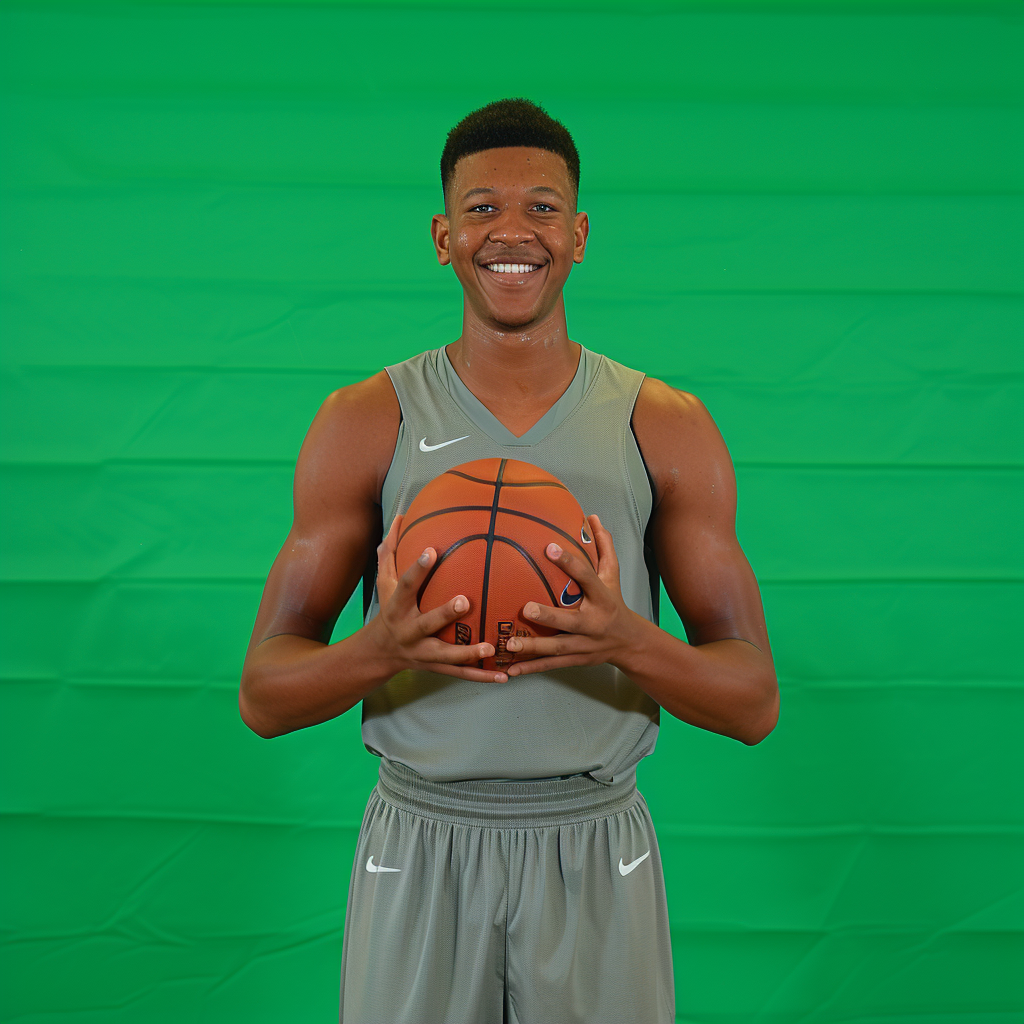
{"left": 572, "top": 211, "right": 589, "bottom": 264}
{"left": 431, "top": 213, "right": 451, "bottom": 266}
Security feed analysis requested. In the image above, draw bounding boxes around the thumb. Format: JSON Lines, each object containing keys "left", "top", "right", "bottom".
{"left": 376, "top": 516, "right": 403, "bottom": 602}
{"left": 590, "top": 514, "right": 620, "bottom": 583}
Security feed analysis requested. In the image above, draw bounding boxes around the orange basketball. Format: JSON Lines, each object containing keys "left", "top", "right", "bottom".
{"left": 394, "top": 458, "right": 595, "bottom": 671}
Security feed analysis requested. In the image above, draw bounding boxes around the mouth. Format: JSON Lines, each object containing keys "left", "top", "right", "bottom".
{"left": 477, "top": 260, "right": 547, "bottom": 286}
{"left": 480, "top": 261, "right": 543, "bottom": 275}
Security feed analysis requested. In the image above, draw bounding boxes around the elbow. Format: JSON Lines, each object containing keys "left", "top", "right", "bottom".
{"left": 239, "top": 674, "right": 286, "bottom": 740}
{"left": 740, "top": 675, "right": 780, "bottom": 746}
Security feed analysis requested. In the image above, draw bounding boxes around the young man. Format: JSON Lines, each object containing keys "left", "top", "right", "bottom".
{"left": 240, "top": 98, "right": 779, "bottom": 1024}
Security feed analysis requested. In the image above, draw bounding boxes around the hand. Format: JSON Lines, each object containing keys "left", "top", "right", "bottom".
{"left": 504, "top": 514, "right": 642, "bottom": 676}
{"left": 373, "top": 515, "right": 508, "bottom": 684}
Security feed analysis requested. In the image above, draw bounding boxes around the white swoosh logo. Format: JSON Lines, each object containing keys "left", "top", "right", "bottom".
{"left": 419, "top": 435, "right": 469, "bottom": 453}
{"left": 618, "top": 850, "right": 651, "bottom": 876}
{"left": 366, "top": 856, "right": 401, "bottom": 874}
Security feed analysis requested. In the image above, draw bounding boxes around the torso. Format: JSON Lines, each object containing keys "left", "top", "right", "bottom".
{"left": 358, "top": 343, "right": 663, "bottom": 783}
{"left": 353, "top": 354, "right": 698, "bottom": 523}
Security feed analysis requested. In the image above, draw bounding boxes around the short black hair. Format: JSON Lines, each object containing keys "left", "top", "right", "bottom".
{"left": 440, "top": 98, "right": 580, "bottom": 210}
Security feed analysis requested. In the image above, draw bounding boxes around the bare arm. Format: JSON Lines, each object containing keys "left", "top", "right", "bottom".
{"left": 239, "top": 373, "right": 504, "bottom": 739}
{"left": 623, "top": 378, "right": 778, "bottom": 742}
{"left": 503, "top": 378, "right": 779, "bottom": 745}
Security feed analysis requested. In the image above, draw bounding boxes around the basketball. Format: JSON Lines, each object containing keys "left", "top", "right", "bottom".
{"left": 394, "top": 457, "right": 596, "bottom": 671}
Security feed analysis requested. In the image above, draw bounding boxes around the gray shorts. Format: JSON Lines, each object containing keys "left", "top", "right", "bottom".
{"left": 339, "top": 758, "right": 675, "bottom": 1024}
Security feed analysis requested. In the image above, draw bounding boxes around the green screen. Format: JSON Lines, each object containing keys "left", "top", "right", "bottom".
{"left": 2, "top": 2, "right": 1021, "bottom": 1021}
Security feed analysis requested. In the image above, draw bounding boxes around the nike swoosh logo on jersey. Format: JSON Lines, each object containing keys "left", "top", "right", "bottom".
{"left": 419, "top": 435, "right": 470, "bottom": 452}
{"left": 618, "top": 850, "right": 651, "bottom": 876}
{"left": 366, "top": 856, "right": 401, "bottom": 873}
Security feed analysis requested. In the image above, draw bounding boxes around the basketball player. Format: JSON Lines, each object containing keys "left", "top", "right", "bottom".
{"left": 240, "top": 98, "right": 779, "bottom": 1024}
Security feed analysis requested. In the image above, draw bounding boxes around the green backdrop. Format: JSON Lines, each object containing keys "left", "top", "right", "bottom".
{"left": 2, "top": 2, "right": 1022, "bottom": 1022}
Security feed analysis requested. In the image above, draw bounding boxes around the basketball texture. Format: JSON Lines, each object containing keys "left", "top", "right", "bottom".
{"left": 394, "top": 458, "right": 596, "bottom": 671}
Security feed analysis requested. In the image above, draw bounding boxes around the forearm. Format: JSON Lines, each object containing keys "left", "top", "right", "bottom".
{"left": 239, "top": 617, "right": 401, "bottom": 739}
{"left": 613, "top": 613, "right": 779, "bottom": 745}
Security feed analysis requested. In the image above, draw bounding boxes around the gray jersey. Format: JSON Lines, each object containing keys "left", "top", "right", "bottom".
{"left": 361, "top": 346, "right": 661, "bottom": 784}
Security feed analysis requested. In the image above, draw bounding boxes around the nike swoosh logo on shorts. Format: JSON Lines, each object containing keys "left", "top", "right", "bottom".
{"left": 618, "top": 850, "right": 651, "bottom": 876}
{"left": 366, "top": 856, "right": 401, "bottom": 873}
{"left": 419, "top": 435, "right": 469, "bottom": 452}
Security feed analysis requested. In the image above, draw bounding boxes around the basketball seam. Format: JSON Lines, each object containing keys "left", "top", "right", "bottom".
{"left": 417, "top": 533, "right": 560, "bottom": 640}
{"left": 398, "top": 505, "right": 493, "bottom": 545}
{"left": 418, "top": 534, "right": 489, "bottom": 603}
{"left": 477, "top": 459, "right": 506, "bottom": 665}
{"left": 495, "top": 508, "right": 594, "bottom": 566}
{"left": 446, "top": 469, "right": 569, "bottom": 491}
{"left": 401, "top": 505, "right": 592, "bottom": 567}
{"left": 491, "top": 536, "right": 559, "bottom": 607}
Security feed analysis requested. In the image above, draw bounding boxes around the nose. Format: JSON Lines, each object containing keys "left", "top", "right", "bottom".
{"left": 487, "top": 204, "right": 535, "bottom": 246}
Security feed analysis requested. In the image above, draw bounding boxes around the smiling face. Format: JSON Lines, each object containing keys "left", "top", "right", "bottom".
{"left": 432, "top": 147, "right": 589, "bottom": 332}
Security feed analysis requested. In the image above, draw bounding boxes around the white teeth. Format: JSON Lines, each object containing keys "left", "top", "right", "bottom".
{"left": 485, "top": 263, "right": 538, "bottom": 274}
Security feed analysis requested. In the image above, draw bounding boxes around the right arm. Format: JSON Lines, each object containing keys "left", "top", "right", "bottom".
{"left": 239, "top": 373, "right": 504, "bottom": 739}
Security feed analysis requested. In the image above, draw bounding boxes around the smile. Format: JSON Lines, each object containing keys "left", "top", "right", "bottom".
{"left": 483, "top": 263, "right": 541, "bottom": 274}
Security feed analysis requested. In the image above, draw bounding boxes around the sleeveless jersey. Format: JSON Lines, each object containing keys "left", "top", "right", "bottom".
{"left": 361, "top": 345, "right": 661, "bottom": 784}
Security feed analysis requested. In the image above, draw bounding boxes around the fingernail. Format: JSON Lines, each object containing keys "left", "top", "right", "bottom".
{"left": 524, "top": 603, "right": 539, "bottom": 619}
{"left": 548, "top": 543, "right": 562, "bottom": 558}
{"left": 495, "top": 673, "right": 507, "bottom": 683}
{"left": 418, "top": 549, "right": 431, "bottom": 566}
{"left": 453, "top": 596, "right": 468, "bottom": 613}
{"left": 481, "top": 645, "right": 494, "bottom": 657}
{"left": 507, "top": 639, "right": 521, "bottom": 652}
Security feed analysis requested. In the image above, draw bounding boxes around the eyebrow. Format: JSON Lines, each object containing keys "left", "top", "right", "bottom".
{"left": 460, "top": 185, "right": 565, "bottom": 202}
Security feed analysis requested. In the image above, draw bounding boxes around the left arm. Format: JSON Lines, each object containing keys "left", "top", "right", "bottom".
{"left": 505, "top": 378, "right": 779, "bottom": 746}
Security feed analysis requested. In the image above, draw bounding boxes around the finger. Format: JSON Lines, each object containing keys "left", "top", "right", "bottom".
{"left": 544, "top": 541, "right": 601, "bottom": 597}
{"left": 520, "top": 599, "right": 584, "bottom": 633}
{"left": 588, "top": 514, "right": 620, "bottom": 583}
{"left": 385, "top": 514, "right": 403, "bottom": 550}
{"left": 388, "top": 546, "right": 437, "bottom": 612}
{"left": 416, "top": 593, "right": 472, "bottom": 638}
{"left": 375, "top": 515, "right": 403, "bottom": 588}
{"left": 506, "top": 653, "right": 594, "bottom": 677}
{"left": 423, "top": 661, "right": 508, "bottom": 684}
{"left": 504, "top": 633, "right": 587, "bottom": 660}
{"left": 415, "top": 638, "right": 509, "bottom": 682}
{"left": 418, "top": 636, "right": 496, "bottom": 666}
{"left": 376, "top": 515, "right": 402, "bottom": 564}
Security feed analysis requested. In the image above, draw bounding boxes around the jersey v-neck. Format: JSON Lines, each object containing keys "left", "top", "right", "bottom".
{"left": 433, "top": 345, "right": 594, "bottom": 448}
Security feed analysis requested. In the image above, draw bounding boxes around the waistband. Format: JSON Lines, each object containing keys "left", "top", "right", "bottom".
{"left": 375, "top": 758, "right": 639, "bottom": 828}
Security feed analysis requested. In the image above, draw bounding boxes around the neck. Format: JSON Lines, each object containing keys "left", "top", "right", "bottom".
{"left": 449, "top": 297, "right": 577, "bottom": 395}
{"left": 446, "top": 298, "right": 582, "bottom": 437}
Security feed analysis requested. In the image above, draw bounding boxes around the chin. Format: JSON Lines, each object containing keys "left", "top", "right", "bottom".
{"left": 484, "top": 301, "right": 547, "bottom": 330}
{"left": 492, "top": 312, "right": 537, "bottom": 329}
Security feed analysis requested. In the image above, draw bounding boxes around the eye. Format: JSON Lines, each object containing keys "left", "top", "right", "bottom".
{"left": 469, "top": 204, "right": 496, "bottom": 213}
{"left": 532, "top": 203, "right": 556, "bottom": 212}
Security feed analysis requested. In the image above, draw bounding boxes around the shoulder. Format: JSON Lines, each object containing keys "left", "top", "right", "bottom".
{"left": 633, "top": 375, "right": 711, "bottom": 428}
{"left": 315, "top": 369, "right": 400, "bottom": 428}
{"left": 295, "top": 370, "right": 401, "bottom": 508}
{"left": 631, "top": 376, "right": 735, "bottom": 510}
